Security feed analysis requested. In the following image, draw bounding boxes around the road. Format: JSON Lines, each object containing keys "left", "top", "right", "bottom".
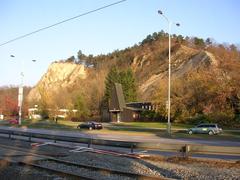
{"left": 0, "top": 126, "right": 239, "bottom": 146}
{"left": 0, "top": 126, "right": 239, "bottom": 160}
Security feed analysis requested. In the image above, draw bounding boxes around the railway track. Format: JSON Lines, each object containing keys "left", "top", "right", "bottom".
{"left": 0, "top": 143, "right": 165, "bottom": 180}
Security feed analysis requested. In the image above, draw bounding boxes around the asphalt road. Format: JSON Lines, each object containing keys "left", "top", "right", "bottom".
{"left": 0, "top": 126, "right": 239, "bottom": 146}
{"left": 0, "top": 126, "right": 239, "bottom": 160}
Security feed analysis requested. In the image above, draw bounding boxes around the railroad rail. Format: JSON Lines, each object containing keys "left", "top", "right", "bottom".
{"left": 0, "top": 144, "right": 163, "bottom": 180}
{"left": 0, "top": 128, "right": 239, "bottom": 157}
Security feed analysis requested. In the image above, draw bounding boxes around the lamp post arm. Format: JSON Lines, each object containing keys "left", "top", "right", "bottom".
{"left": 161, "top": 13, "right": 170, "bottom": 24}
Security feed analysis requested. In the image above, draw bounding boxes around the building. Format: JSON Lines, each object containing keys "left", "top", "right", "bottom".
{"left": 108, "top": 83, "right": 153, "bottom": 122}
{"left": 28, "top": 107, "right": 78, "bottom": 120}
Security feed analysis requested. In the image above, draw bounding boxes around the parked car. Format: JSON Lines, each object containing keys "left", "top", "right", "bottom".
{"left": 9, "top": 119, "right": 18, "bottom": 124}
{"left": 77, "top": 121, "right": 103, "bottom": 130}
{"left": 187, "top": 123, "right": 222, "bottom": 135}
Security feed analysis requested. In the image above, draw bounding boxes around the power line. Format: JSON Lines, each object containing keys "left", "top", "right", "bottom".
{"left": 0, "top": 0, "right": 127, "bottom": 47}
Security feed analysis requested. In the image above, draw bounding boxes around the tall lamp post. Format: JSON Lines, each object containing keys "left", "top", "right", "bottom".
{"left": 10, "top": 55, "right": 36, "bottom": 125}
{"left": 158, "top": 10, "right": 180, "bottom": 135}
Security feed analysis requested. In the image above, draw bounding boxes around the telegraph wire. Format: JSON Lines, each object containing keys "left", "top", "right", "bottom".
{"left": 0, "top": 0, "right": 127, "bottom": 47}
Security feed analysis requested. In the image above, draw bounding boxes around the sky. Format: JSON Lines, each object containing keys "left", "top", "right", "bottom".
{"left": 0, "top": 0, "right": 239, "bottom": 86}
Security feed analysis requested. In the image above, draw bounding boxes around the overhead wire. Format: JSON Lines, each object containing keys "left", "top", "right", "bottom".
{"left": 0, "top": 0, "right": 127, "bottom": 47}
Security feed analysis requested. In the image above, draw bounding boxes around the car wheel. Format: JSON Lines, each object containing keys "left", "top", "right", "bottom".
{"left": 208, "top": 131, "right": 213, "bottom": 135}
{"left": 188, "top": 130, "right": 193, "bottom": 135}
{"left": 89, "top": 127, "right": 92, "bottom": 130}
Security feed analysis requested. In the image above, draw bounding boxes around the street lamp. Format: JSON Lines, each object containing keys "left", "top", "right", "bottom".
{"left": 158, "top": 10, "right": 180, "bottom": 135}
{"left": 10, "top": 55, "right": 36, "bottom": 125}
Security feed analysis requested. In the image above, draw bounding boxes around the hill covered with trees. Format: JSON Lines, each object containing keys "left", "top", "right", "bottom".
{"left": 1, "top": 31, "right": 239, "bottom": 127}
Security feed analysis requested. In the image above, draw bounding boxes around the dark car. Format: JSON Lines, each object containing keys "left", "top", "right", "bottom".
{"left": 187, "top": 123, "right": 222, "bottom": 135}
{"left": 77, "top": 121, "right": 103, "bottom": 130}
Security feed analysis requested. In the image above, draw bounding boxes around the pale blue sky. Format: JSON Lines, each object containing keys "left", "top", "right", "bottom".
{"left": 0, "top": 0, "right": 239, "bottom": 86}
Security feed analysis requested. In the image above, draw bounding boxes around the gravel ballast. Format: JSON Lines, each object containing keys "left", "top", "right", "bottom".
{"left": 58, "top": 151, "right": 240, "bottom": 179}
{"left": 0, "top": 137, "right": 239, "bottom": 179}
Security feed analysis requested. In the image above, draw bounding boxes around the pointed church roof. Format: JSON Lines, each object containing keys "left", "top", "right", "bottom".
{"left": 109, "top": 83, "right": 126, "bottom": 111}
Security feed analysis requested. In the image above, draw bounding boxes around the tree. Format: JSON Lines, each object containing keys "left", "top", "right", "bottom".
{"left": 104, "top": 66, "right": 120, "bottom": 100}
{"left": 154, "top": 65, "right": 239, "bottom": 126}
{"left": 229, "top": 44, "right": 237, "bottom": 51}
{"left": 37, "top": 86, "right": 52, "bottom": 118}
{"left": 77, "top": 50, "right": 84, "bottom": 60}
{"left": 74, "top": 95, "right": 89, "bottom": 119}
{"left": 185, "top": 36, "right": 190, "bottom": 41}
{"left": 104, "top": 67, "right": 137, "bottom": 103}
{"left": 176, "top": 35, "right": 184, "bottom": 44}
{"left": 194, "top": 37, "right": 205, "bottom": 48}
{"left": 4, "top": 95, "right": 18, "bottom": 116}
{"left": 65, "top": 56, "right": 75, "bottom": 63}
{"left": 152, "top": 32, "right": 158, "bottom": 41}
{"left": 141, "top": 34, "right": 153, "bottom": 45}
{"left": 0, "top": 87, "right": 18, "bottom": 117}
{"left": 119, "top": 69, "right": 137, "bottom": 102}
{"left": 205, "top": 38, "right": 212, "bottom": 46}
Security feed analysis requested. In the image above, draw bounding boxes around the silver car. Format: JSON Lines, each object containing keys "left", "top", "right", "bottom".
{"left": 187, "top": 123, "right": 222, "bottom": 135}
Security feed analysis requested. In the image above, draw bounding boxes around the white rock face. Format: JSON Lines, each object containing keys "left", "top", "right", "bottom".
{"left": 42, "top": 62, "right": 86, "bottom": 84}
{"left": 27, "top": 62, "right": 86, "bottom": 101}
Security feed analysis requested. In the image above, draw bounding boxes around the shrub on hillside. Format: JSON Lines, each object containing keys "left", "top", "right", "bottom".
{"left": 185, "top": 111, "right": 240, "bottom": 128}
{"left": 140, "top": 110, "right": 166, "bottom": 122}
{"left": 207, "top": 111, "right": 235, "bottom": 127}
{"left": 186, "top": 114, "right": 211, "bottom": 125}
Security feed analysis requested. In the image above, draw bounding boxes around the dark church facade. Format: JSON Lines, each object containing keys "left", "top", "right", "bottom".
{"left": 107, "top": 83, "right": 153, "bottom": 122}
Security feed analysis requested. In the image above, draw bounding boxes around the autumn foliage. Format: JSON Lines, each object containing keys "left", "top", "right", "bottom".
{"left": 2, "top": 31, "right": 239, "bottom": 127}
{"left": 0, "top": 86, "right": 31, "bottom": 118}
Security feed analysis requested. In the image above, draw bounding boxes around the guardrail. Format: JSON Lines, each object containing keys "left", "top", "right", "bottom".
{"left": 0, "top": 129, "right": 239, "bottom": 157}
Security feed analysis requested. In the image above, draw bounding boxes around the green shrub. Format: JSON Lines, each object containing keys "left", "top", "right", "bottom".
{"left": 140, "top": 110, "right": 166, "bottom": 122}
{"left": 207, "top": 111, "right": 235, "bottom": 127}
{"left": 186, "top": 114, "right": 210, "bottom": 125}
{"left": 234, "top": 114, "right": 240, "bottom": 128}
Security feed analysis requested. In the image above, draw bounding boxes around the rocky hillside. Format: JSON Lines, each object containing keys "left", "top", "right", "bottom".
{"left": 26, "top": 31, "right": 240, "bottom": 125}
{"left": 28, "top": 44, "right": 219, "bottom": 103}
{"left": 132, "top": 45, "right": 218, "bottom": 100}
